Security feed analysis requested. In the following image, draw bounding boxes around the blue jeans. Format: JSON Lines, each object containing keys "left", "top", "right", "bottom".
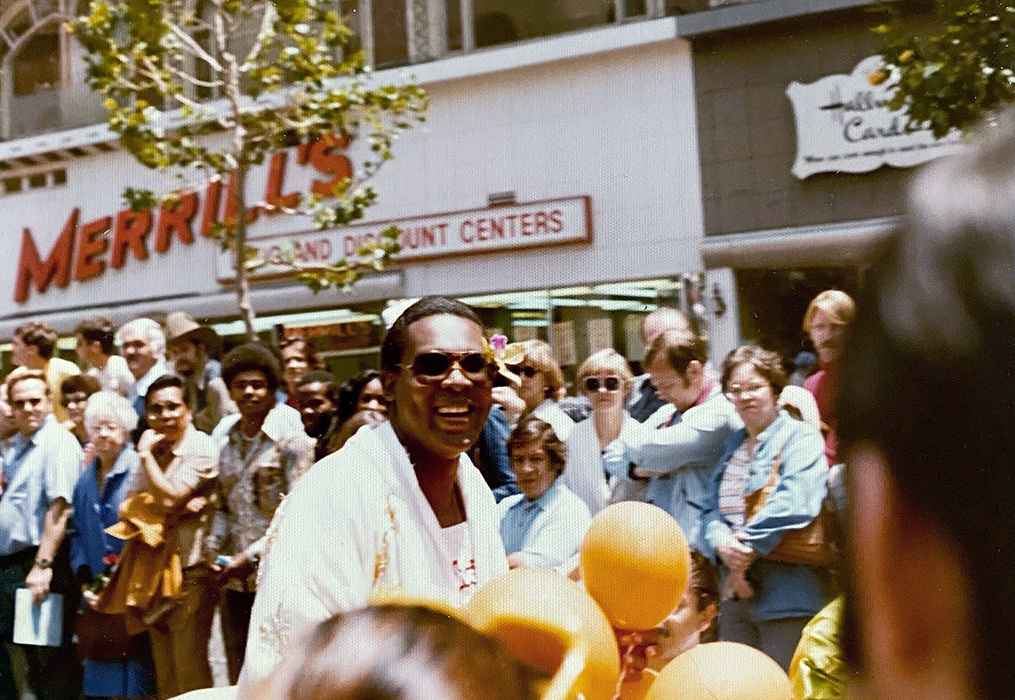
{"left": 718, "top": 595, "right": 811, "bottom": 671}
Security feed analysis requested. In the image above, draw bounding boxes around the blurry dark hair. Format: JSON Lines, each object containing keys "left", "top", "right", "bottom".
{"left": 223, "top": 343, "right": 282, "bottom": 392}
{"left": 299, "top": 370, "right": 341, "bottom": 403}
{"left": 838, "top": 116, "right": 1015, "bottom": 700}
{"left": 337, "top": 370, "right": 382, "bottom": 424}
{"left": 61, "top": 374, "right": 102, "bottom": 399}
{"left": 76, "top": 316, "right": 118, "bottom": 355}
{"left": 720, "top": 345, "right": 787, "bottom": 396}
{"left": 506, "top": 415, "right": 567, "bottom": 477}
{"left": 380, "top": 297, "right": 484, "bottom": 373}
{"left": 145, "top": 374, "right": 187, "bottom": 409}
{"left": 644, "top": 328, "right": 708, "bottom": 375}
{"left": 14, "top": 321, "right": 58, "bottom": 360}
{"left": 274, "top": 605, "right": 546, "bottom": 700}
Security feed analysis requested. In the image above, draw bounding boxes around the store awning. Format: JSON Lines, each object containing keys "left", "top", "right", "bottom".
{"left": 0, "top": 270, "right": 405, "bottom": 339}
{"left": 700, "top": 217, "right": 900, "bottom": 270}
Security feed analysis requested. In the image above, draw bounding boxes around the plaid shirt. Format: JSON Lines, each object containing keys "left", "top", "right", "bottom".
{"left": 207, "top": 404, "right": 314, "bottom": 591}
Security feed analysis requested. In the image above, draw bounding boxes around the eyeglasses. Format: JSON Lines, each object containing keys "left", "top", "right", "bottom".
{"left": 517, "top": 366, "right": 539, "bottom": 378}
{"left": 61, "top": 394, "right": 89, "bottom": 408}
{"left": 583, "top": 376, "right": 622, "bottom": 393}
{"left": 404, "top": 351, "right": 492, "bottom": 382}
{"left": 724, "top": 383, "right": 771, "bottom": 400}
{"left": 147, "top": 400, "right": 185, "bottom": 416}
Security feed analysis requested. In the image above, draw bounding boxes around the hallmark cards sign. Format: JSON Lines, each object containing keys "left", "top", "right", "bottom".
{"left": 787, "top": 56, "right": 964, "bottom": 179}
{"left": 216, "top": 196, "right": 592, "bottom": 282}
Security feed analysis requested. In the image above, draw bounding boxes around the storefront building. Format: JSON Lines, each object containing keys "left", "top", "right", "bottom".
{"left": 681, "top": 0, "right": 962, "bottom": 361}
{"left": 0, "top": 4, "right": 715, "bottom": 384}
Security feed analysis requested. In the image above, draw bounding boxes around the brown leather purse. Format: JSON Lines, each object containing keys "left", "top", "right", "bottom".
{"left": 744, "top": 453, "right": 837, "bottom": 568}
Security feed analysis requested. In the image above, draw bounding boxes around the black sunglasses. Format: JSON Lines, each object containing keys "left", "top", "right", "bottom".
{"left": 406, "top": 352, "right": 491, "bottom": 381}
{"left": 583, "top": 376, "right": 622, "bottom": 393}
{"left": 517, "top": 366, "right": 539, "bottom": 378}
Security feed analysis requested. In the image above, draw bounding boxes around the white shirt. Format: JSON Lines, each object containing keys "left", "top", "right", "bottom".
{"left": 88, "top": 355, "right": 134, "bottom": 397}
{"left": 532, "top": 398, "right": 575, "bottom": 442}
{"left": 237, "top": 421, "right": 508, "bottom": 691}
{"left": 561, "top": 415, "right": 640, "bottom": 516}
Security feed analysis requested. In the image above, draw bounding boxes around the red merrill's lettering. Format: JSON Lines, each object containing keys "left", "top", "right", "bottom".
{"left": 13, "top": 209, "right": 79, "bottom": 303}
{"left": 75, "top": 216, "right": 111, "bottom": 282}
{"left": 111, "top": 209, "right": 153, "bottom": 269}
{"left": 155, "top": 191, "right": 198, "bottom": 253}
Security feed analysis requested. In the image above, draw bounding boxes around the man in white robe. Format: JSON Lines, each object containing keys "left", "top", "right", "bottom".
{"left": 237, "top": 297, "right": 509, "bottom": 693}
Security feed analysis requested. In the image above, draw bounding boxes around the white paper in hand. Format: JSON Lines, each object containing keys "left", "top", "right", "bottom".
{"left": 13, "top": 588, "right": 63, "bottom": 647}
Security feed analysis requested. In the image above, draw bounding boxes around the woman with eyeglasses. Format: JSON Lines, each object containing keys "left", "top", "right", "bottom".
{"left": 512, "top": 340, "right": 574, "bottom": 443}
{"left": 70, "top": 391, "right": 157, "bottom": 700}
{"left": 698, "top": 345, "right": 832, "bottom": 671}
{"left": 560, "top": 349, "right": 639, "bottom": 516}
{"left": 61, "top": 373, "right": 102, "bottom": 446}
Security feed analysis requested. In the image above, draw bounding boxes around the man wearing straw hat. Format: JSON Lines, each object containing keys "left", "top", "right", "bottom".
{"left": 165, "top": 311, "right": 237, "bottom": 434}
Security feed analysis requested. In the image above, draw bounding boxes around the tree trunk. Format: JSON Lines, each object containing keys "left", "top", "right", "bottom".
{"left": 233, "top": 163, "right": 258, "bottom": 343}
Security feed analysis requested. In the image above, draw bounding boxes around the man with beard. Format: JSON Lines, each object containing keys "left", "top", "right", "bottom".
{"left": 801, "top": 290, "right": 854, "bottom": 463}
{"left": 207, "top": 344, "right": 314, "bottom": 684}
{"left": 237, "top": 297, "right": 508, "bottom": 693}
{"left": 294, "top": 370, "right": 344, "bottom": 461}
{"left": 165, "top": 312, "right": 236, "bottom": 433}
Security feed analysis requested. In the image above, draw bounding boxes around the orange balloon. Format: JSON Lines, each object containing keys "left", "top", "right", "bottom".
{"left": 580, "top": 502, "right": 691, "bottom": 630}
{"left": 645, "top": 642, "right": 792, "bottom": 700}
{"left": 618, "top": 669, "right": 658, "bottom": 700}
{"left": 466, "top": 568, "right": 620, "bottom": 700}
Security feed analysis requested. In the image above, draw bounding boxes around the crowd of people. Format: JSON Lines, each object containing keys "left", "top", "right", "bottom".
{"left": 0, "top": 313, "right": 391, "bottom": 699}
{"left": 1, "top": 116, "right": 1013, "bottom": 700}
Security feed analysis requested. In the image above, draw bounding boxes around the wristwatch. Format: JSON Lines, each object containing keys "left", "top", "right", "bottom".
{"left": 34, "top": 557, "right": 52, "bottom": 569}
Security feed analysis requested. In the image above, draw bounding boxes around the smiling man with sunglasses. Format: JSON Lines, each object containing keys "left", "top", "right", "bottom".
{"left": 238, "top": 296, "right": 510, "bottom": 693}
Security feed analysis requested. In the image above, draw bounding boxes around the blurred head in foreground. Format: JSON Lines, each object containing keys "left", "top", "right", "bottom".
{"left": 839, "top": 115, "right": 1015, "bottom": 700}
{"left": 255, "top": 604, "right": 546, "bottom": 700}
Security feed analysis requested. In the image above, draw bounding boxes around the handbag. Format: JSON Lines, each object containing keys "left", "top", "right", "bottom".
{"left": 743, "top": 452, "right": 837, "bottom": 568}
{"left": 74, "top": 606, "right": 146, "bottom": 662}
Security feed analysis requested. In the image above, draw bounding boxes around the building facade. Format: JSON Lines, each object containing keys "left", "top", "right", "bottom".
{"left": 0, "top": 0, "right": 958, "bottom": 383}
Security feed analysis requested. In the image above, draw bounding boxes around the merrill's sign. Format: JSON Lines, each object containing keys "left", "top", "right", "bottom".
{"left": 218, "top": 196, "right": 592, "bottom": 283}
{"left": 787, "top": 56, "right": 964, "bottom": 179}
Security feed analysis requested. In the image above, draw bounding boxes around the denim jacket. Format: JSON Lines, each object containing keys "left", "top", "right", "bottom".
{"left": 700, "top": 411, "right": 833, "bottom": 621}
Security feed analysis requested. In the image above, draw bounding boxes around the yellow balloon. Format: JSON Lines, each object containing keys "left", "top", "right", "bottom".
{"left": 645, "top": 642, "right": 792, "bottom": 700}
{"left": 580, "top": 502, "right": 691, "bottom": 630}
{"left": 466, "top": 568, "right": 620, "bottom": 700}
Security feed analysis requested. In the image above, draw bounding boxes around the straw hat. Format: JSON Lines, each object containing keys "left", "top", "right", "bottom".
{"left": 164, "top": 312, "right": 222, "bottom": 355}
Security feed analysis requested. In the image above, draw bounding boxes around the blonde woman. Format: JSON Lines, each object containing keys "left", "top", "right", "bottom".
{"left": 512, "top": 340, "right": 574, "bottom": 442}
{"left": 561, "top": 349, "right": 638, "bottom": 515}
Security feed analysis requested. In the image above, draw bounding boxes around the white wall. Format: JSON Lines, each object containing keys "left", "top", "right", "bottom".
{"left": 0, "top": 23, "right": 703, "bottom": 329}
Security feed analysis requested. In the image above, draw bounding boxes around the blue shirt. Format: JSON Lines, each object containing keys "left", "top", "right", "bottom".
{"left": 604, "top": 384, "right": 742, "bottom": 546}
{"left": 0, "top": 415, "right": 82, "bottom": 556}
{"left": 477, "top": 406, "right": 519, "bottom": 502}
{"left": 70, "top": 446, "right": 140, "bottom": 580}
{"left": 499, "top": 480, "right": 591, "bottom": 571}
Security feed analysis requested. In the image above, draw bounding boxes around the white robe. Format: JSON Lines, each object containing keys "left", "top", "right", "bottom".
{"left": 236, "top": 421, "right": 509, "bottom": 692}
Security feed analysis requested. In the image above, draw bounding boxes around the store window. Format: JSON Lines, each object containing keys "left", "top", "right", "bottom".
{"left": 462, "top": 276, "right": 701, "bottom": 391}
{"left": 735, "top": 266, "right": 861, "bottom": 367}
{"left": 472, "top": 0, "right": 614, "bottom": 48}
{"left": 373, "top": 0, "right": 410, "bottom": 67}
{"left": 12, "top": 26, "right": 61, "bottom": 96}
